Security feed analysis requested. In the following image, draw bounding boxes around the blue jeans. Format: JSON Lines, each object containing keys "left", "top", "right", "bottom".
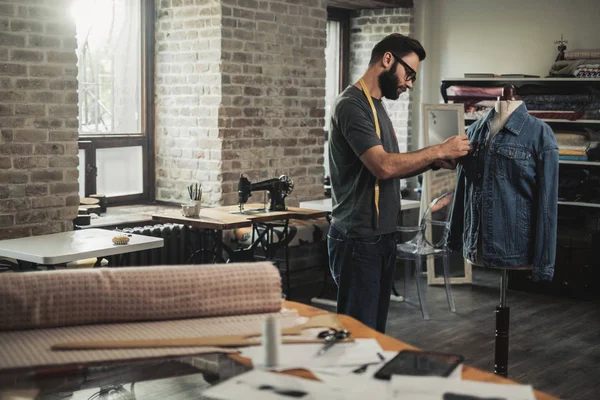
{"left": 327, "top": 224, "right": 397, "bottom": 333}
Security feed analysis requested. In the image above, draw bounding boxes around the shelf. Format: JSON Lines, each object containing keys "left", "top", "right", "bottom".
{"left": 465, "top": 117, "right": 600, "bottom": 125}
{"left": 557, "top": 201, "right": 600, "bottom": 208}
{"left": 444, "top": 78, "right": 600, "bottom": 82}
{"left": 560, "top": 160, "right": 600, "bottom": 166}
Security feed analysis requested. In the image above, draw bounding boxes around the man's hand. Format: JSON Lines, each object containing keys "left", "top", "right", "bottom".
{"left": 433, "top": 159, "right": 457, "bottom": 170}
{"left": 437, "top": 134, "right": 471, "bottom": 159}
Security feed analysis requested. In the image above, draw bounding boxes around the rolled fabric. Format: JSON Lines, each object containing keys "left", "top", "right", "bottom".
{"left": 0, "top": 262, "right": 282, "bottom": 331}
{"left": 565, "top": 49, "right": 600, "bottom": 60}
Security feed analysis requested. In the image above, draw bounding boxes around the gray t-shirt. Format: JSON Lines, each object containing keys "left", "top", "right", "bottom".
{"left": 328, "top": 85, "right": 401, "bottom": 238}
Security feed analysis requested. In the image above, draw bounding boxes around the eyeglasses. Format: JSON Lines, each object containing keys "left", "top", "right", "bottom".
{"left": 391, "top": 54, "right": 417, "bottom": 83}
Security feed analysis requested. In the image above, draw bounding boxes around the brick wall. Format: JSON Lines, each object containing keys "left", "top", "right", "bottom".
{"left": 154, "top": 0, "right": 223, "bottom": 205}
{"left": 349, "top": 8, "right": 414, "bottom": 153}
{"left": 0, "top": 0, "right": 79, "bottom": 240}
{"left": 155, "top": 0, "right": 326, "bottom": 207}
{"left": 430, "top": 169, "right": 455, "bottom": 199}
{"left": 218, "top": 0, "right": 326, "bottom": 206}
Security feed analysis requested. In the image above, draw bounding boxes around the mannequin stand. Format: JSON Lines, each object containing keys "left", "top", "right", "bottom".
{"left": 495, "top": 269, "right": 510, "bottom": 377}
{"left": 490, "top": 265, "right": 532, "bottom": 377}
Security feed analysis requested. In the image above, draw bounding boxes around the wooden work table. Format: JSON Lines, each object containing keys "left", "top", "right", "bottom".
{"left": 230, "top": 301, "right": 557, "bottom": 400}
{"left": 152, "top": 203, "right": 327, "bottom": 230}
{"left": 0, "top": 301, "right": 557, "bottom": 399}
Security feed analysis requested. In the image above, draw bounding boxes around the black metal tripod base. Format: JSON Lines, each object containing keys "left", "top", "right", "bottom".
{"left": 494, "top": 305, "right": 510, "bottom": 377}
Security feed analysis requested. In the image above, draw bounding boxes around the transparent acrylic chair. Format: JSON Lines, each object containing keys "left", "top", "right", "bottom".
{"left": 396, "top": 191, "right": 456, "bottom": 320}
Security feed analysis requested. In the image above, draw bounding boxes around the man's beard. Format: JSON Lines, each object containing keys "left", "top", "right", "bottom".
{"left": 378, "top": 61, "right": 403, "bottom": 100}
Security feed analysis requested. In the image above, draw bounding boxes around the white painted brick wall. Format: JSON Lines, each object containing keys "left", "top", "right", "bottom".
{"left": 156, "top": 0, "right": 327, "bottom": 207}
{"left": 218, "top": 0, "right": 326, "bottom": 206}
{"left": 349, "top": 8, "right": 414, "bottom": 153}
{"left": 0, "top": 0, "right": 79, "bottom": 239}
{"left": 155, "top": 0, "right": 223, "bottom": 205}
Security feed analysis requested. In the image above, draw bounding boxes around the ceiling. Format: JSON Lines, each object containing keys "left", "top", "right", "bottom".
{"left": 326, "top": 0, "right": 413, "bottom": 9}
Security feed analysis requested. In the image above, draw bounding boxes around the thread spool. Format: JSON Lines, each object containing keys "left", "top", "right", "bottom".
{"left": 262, "top": 316, "right": 281, "bottom": 369}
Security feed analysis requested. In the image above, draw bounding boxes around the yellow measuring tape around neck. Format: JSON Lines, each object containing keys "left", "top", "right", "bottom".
{"left": 358, "top": 78, "right": 381, "bottom": 229}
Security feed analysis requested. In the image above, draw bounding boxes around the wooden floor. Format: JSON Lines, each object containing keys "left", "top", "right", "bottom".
{"left": 312, "top": 266, "right": 600, "bottom": 400}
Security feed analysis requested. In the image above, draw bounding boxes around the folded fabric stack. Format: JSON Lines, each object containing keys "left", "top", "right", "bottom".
{"left": 584, "top": 88, "right": 600, "bottom": 120}
{"left": 555, "top": 132, "right": 590, "bottom": 161}
{"left": 448, "top": 86, "right": 503, "bottom": 119}
{"left": 550, "top": 48, "right": 600, "bottom": 77}
{"left": 448, "top": 83, "right": 600, "bottom": 122}
{"left": 559, "top": 167, "right": 600, "bottom": 203}
{"left": 521, "top": 94, "right": 592, "bottom": 111}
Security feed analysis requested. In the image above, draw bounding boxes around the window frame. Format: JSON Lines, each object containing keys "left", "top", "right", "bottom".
{"left": 326, "top": 7, "right": 350, "bottom": 92}
{"left": 77, "top": 0, "right": 155, "bottom": 205}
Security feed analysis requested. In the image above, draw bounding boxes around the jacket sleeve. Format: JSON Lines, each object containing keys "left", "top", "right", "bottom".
{"left": 446, "top": 163, "right": 466, "bottom": 252}
{"left": 532, "top": 146, "right": 559, "bottom": 281}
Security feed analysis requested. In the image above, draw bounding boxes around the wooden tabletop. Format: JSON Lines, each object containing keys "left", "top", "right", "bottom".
{"left": 230, "top": 301, "right": 557, "bottom": 400}
{"left": 300, "top": 198, "right": 421, "bottom": 213}
{"left": 217, "top": 204, "right": 328, "bottom": 223}
{"left": 152, "top": 204, "right": 327, "bottom": 230}
{"left": 152, "top": 208, "right": 253, "bottom": 230}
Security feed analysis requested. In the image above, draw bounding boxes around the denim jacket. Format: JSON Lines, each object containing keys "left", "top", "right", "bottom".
{"left": 447, "top": 103, "right": 559, "bottom": 281}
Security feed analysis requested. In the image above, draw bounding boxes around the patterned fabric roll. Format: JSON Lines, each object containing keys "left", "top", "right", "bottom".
{"left": 565, "top": 49, "right": 600, "bottom": 60}
{"left": 0, "top": 262, "right": 282, "bottom": 331}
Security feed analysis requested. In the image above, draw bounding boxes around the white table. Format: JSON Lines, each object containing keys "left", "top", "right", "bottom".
{"left": 301, "top": 198, "right": 421, "bottom": 307}
{"left": 299, "top": 198, "right": 420, "bottom": 213}
{"left": 0, "top": 228, "right": 163, "bottom": 266}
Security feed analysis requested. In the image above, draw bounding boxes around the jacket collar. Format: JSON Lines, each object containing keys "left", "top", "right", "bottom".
{"left": 485, "top": 102, "right": 528, "bottom": 136}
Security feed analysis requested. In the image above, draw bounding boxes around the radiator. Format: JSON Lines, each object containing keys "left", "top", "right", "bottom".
{"left": 106, "top": 224, "right": 192, "bottom": 266}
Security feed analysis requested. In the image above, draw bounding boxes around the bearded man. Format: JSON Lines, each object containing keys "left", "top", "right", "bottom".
{"left": 327, "top": 33, "right": 470, "bottom": 333}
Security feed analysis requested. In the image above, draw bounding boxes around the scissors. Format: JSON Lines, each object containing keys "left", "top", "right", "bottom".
{"left": 316, "top": 329, "right": 351, "bottom": 356}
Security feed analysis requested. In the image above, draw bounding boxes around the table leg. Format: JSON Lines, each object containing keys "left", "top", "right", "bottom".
{"left": 249, "top": 221, "right": 292, "bottom": 298}
{"left": 283, "top": 220, "right": 291, "bottom": 298}
{"left": 187, "top": 229, "right": 231, "bottom": 264}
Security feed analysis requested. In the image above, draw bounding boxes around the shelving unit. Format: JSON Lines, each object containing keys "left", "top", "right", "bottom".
{"left": 558, "top": 201, "right": 600, "bottom": 208}
{"left": 441, "top": 77, "right": 600, "bottom": 298}
{"left": 559, "top": 160, "right": 600, "bottom": 166}
{"left": 441, "top": 77, "right": 600, "bottom": 209}
{"left": 466, "top": 117, "right": 600, "bottom": 125}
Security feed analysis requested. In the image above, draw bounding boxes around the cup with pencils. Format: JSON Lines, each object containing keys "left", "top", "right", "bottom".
{"left": 182, "top": 183, "right": 202, "bottom": 218}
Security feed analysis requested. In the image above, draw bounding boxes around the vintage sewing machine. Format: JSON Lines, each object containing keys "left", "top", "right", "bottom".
{"left": 237, "top": 173, "right": 294, "bottom": 213}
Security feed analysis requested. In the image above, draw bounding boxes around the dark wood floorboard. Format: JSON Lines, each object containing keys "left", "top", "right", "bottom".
{"left": 312, "top": 266, "right": 600, "bottom": 400}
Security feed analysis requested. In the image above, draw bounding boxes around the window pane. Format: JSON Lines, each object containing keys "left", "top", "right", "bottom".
{"left": 324, "top": 20, "right": 341, "bottom": 131}
{"left": 324, "top": 20, "right": 341, "bottom": 182}
{"left": 96, "top": 146, "right": 144, "bottom": 197}
{"left": 72, "top": 0, "right": 142, "bottom": 134}
{"left": 78, "top": 149, "right": 85, "bottom": 198}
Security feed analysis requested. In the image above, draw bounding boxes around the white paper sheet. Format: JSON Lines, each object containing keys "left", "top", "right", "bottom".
{"left": 311, "top": 364, "right": 394, "bottom": 400}
{"left": 310, "top": 350, "right": 397, "bottom": 380}
{"left": 390, "top": 376, "right": 536, "bottom": 400}
{"left": 239, "top": 338, "right": 384, "bottom": 371}
{"left": 202, "top": 370, "right": 347, "bottom": 400}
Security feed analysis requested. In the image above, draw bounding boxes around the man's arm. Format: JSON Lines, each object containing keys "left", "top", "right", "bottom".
{"left": 360, "top": 136, "right": 470, "bottom": 180}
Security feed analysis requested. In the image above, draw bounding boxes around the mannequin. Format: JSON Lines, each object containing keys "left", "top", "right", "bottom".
{"left": 466, "top": 85, "right": 534, "bottom": 378}
{"left": 490, "top": 90, "right": 523, "bottom": 136}
{"left": 471, "top": 84, "right": 525, "bottom": 268}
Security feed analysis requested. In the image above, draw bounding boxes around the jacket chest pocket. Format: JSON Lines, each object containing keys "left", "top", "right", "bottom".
{"left": 494, "top": 146, "right": 530, "bottom": 179}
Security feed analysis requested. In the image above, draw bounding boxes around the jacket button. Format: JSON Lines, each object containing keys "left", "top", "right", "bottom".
{"left": 477, "top": 173, "right": 482, "bottom": 178}
{"left": 509, "top": 151, "right": 514, "bottom": 157}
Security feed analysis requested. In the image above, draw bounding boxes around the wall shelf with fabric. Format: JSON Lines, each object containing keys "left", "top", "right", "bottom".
{"left": 558, "top": 201, "right": 600, "bottom": 208}
{"left": 559, "top": 160, "right": 600, "bottom": 166}
{"left": 441, "top": 77, "right": 600, "bottom": 208}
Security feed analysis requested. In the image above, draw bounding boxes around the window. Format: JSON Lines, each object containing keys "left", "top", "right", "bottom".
{"left": 324, "top": 8, "right": 350, "bottom": 186}
{"left": 71, "top": 0, "right": 154, "bottom": 203}
{"left": 324, "top": 8, "right": 350, "bottom": 130}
